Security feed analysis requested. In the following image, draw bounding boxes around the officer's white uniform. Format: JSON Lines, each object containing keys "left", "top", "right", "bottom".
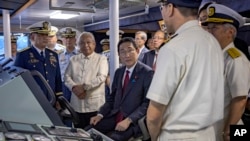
{"left": 223, "top": 43, "right": 250, "bottom": 121}
{"left": 147, "top": 20, "right": 224, "bottom": 140}
{"left": 58, "top": 27, "right": 80, "bottom": 102}
{"left": 202, "top": 4, "right": 250, "bottom": 141}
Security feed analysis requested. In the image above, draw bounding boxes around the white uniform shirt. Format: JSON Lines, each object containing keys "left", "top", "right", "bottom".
{"left": 223, "top": 42, "right": 250, "bottom": 121}
{"left": 147, "top": 20, "right": 224, "bottom": 130}
{"left": 59, "top": 48, "right": 78, "bottom": 81}
{"left": 64, "top": 52, "right": 108, "bottom": 113}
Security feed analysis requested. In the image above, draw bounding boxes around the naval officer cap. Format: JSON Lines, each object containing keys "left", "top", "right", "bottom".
{"left": 198, "top": 1, "right": 216, "bottom": 14}
{"left": 202, "top": 3, "right": 245, "bottom": 29}
{"left": 106, "top": 30, "right": 124, "bottom": 36}
{"left": 11, "top": 35, "right": 18, "bottom": 43}
{"left": 48, "top": 26, "right": 58, "bottom": 36}
{"left": 59, "top": 27, "right": 80, "bottom": 38}
{"left": 26, "top": 21, "right": 51, "bottom": 34}
{"left": 157, "top": 0, "right": 202, "bottom": 8}
{"left": 100, "top": 39, "right": 110, "bottom": 45}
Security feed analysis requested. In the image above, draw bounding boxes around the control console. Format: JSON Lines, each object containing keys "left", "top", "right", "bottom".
{"left": 0, "top": 120, "right": 93, "bottom": 141}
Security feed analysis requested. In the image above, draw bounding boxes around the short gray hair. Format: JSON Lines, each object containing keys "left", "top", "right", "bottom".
{"left": 135, "top": 31, "right": 147, "bottom": 41}
{"left": 77, "top": 31, "right": 96, "bottom": 45}
{"left": 223, "top": 23, "right": 237, "bottom": 39}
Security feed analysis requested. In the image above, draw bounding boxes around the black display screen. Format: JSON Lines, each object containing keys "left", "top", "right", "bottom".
{"left": 9, "top": 122, "right": 36, "bottom": 132}
{"left": 4, "top": 121, "right": 42, "bottom": 134}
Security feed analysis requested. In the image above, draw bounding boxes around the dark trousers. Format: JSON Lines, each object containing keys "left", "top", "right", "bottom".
{"left": 75, "top": 111, "right": 97, "bottom": 129}
{"left": 93, "top": 116, "right": 138, "bottom": 141}
{"left": 62, "top": 82, "right": 71, "bottom": 102}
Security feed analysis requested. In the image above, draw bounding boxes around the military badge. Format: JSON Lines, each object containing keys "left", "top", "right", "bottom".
{"left": 29, "top": 59, "right": 39, "bottom": 64}
{"left": 64, "top": 28, "right": 76, "bottom": 37}
{"left": 49, "top": 55, "right": 57, "bottom": 67}
{"left": 43, "top": 21, "right": 49, "bottom": 30}
{"left": 66, "top": 28, "right": 72, "bottom": 34}
{"left": 29, "top": 52, "right": 34, "bottom": 58}
{"left": 28, "top": 52, "right": 39, "bottom": 64}
{"left": 208, "top": 7, "right": 215, "bottom": 17}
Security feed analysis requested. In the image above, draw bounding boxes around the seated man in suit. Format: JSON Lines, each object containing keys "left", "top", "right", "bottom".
{"left": 90, "top": 37, "right": 154, "bottom": 141}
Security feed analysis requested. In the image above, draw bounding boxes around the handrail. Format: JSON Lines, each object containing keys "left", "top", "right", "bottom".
{"left": 30, "top": 70, "right": 56, "bottom": 106}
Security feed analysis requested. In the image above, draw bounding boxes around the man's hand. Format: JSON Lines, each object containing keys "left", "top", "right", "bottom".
{"left": 72, "top": 85, "right": 86, "bottom": 99}
{"left": 223, "top": 131, "right": 230, "bottom": 141}
{"left": 78, "top": 92, "right": 86, "bottom": 99}
{"left": 115, "top": 118, "right": 132, "bottom": 131}
{"left": 90, "top": 115, "right": 102, "bottom": 125}
{"left": 55, "top": 101, "right": 61, "bottom": 110}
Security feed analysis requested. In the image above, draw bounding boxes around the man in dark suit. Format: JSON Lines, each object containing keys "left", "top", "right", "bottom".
{"left": 135, "top": 31, "right": 149, "bottom": 61}
{"left": 14, "top": 21, "right": 63, "bottom": 101}
{"left": 90, "top": 37, "right": 153, "bottom": 141}
{"left": 142, "top": 30, "right": 166, "bottom": 70}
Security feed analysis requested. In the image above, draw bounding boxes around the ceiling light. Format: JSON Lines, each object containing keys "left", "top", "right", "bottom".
{"left": 49, "top": 11, "right": 79, "bottom": 19}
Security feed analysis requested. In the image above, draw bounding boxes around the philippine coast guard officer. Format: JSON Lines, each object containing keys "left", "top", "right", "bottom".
{"left": 100, "top": 38, "right": 111, "bottom": 101}
{"left": 106, "top": 30, "right": 124, "bottom": 66}
{"left": 10, "top": 35, "right": 18, "bottom": 60}
{"left": 58, "top": 27, "right": 79, "bottom": 102}
{"left": 47, "top": 26, "right": 65, "bottom": 54}
{"left": 106, "top": 29, "right": 124, "bottom": 40}
{"left": 202, "top": 4, "right": 250, "bottom": 141}
{"left": 14, "top": 21, "right": 63, "bottom": 101}
{"left": 100, "top": 38, "right": 110, "bottom": 61}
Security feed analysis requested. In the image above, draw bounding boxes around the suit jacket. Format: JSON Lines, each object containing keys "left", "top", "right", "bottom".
{"left": 99, "top": 61, "right": 153, "bottom": 124}
{"left": 138, "top": 46, "right": 149, "bottom": 61}
{"left": 14, "top": 46, "right": 62, "bottom": 99}
{"left": 142, "top": 50, "right": 156, "bottom": 68}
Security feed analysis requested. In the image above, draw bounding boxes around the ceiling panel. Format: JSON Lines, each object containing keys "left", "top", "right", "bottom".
{"left": 1, "top": 0, "right": 248, "bottom": 33}
{"left": 0, "top": 0, "right": 29, "bottom": 16}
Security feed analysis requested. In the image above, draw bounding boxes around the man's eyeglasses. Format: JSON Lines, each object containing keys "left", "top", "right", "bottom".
{"left": 207, "top": 23, "right": 224, "bottom": 31}
{"left": 153, "top": 36, "right": 164, "bottom": 40}
{"left": 119, "top": 49, "right": 136, "bottom": 57}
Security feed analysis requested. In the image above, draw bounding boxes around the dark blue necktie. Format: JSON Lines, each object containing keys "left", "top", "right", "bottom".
{"left": 40, "top": 51, "right": 45, "bottom": 61}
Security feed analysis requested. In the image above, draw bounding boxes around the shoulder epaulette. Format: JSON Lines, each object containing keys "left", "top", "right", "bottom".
{"left": 58, "top": 44, "right": 66, "bottom": 49}
{"left": 57, "top": 49, "right": 64, "bottom": 54}
{"left": 102, "top": 50, "right": 110, "bottom": 53}
{"left": 18, "top": 47, "right": 30, "bottom": 52}
{"left": 227, "top": 47, "right": 241, "bottom": 59}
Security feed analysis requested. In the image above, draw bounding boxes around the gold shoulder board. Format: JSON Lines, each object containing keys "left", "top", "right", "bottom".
{"left": 18, "top": 47, "right": 30, "bottom": 52}
{"left": 58, "top": 44, "right": 66, "bottom": 49}
{"left": 227, "top": 48, "right": 241, "bottom": 59}
{"left": 57, "top": 50, "right": 64, "bottom": 54}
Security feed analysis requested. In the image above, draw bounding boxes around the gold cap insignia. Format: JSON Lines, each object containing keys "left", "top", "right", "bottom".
{"left": 208, "top": 7, "right": 215, "bottom": 17}
{"left": 61, "top": 27, "right": 76, "bottom": 38}
{"left": 43, "top": 21, "right": 50, "bottom": 30}
{"left": 11, "top": 35, "right": 17, "bottom": 43}
{"left": 66, "top": 28, "right": 72, "bottom": 34}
